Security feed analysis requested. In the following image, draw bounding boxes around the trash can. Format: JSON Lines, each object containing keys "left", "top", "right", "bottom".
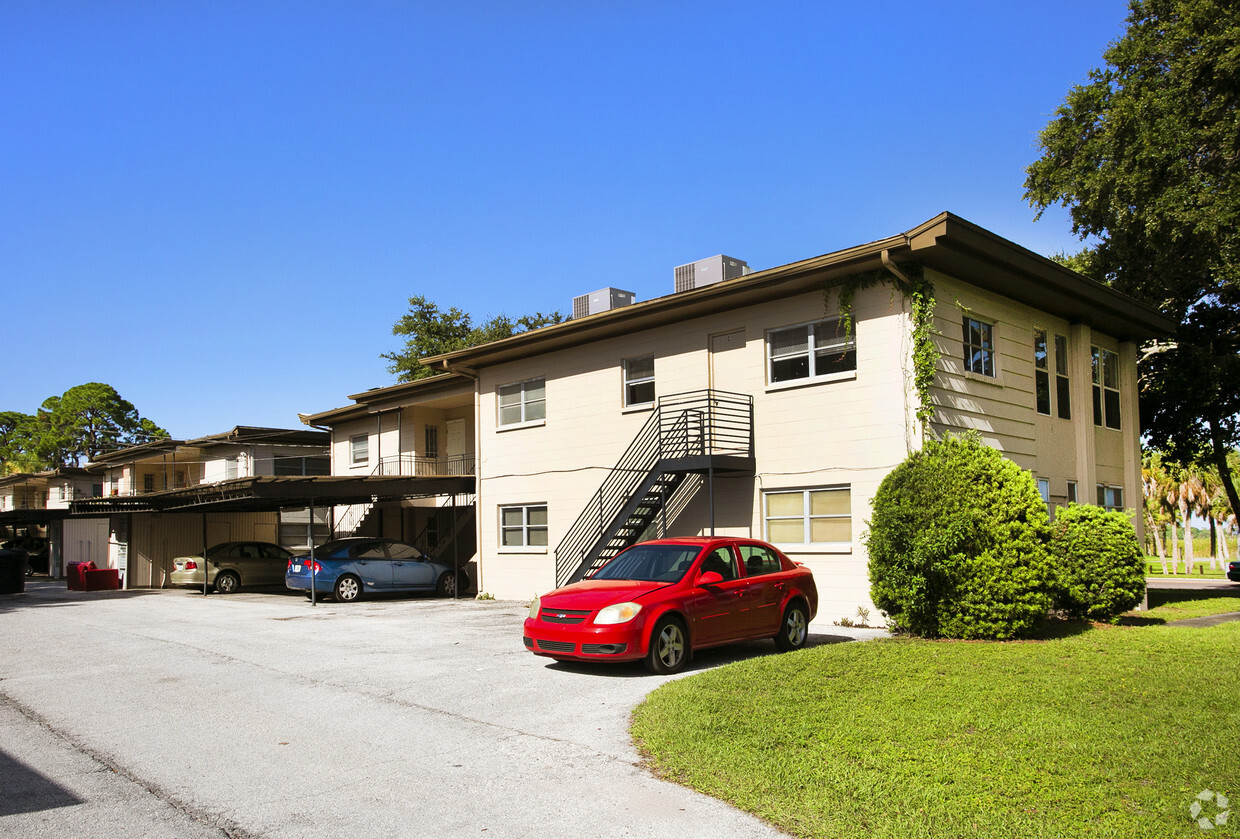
{"left": 67, "top": 560, "right": 96, "bottom": 591}
{"left": 0, "top": 549, "right": 26, "bottom": 594}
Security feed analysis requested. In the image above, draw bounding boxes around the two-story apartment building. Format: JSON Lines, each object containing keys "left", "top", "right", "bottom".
{"left": 299, "top": 374, "right": 478, "bottom": 582}
{"left": 399, "top": 212, "right": 1170, "bottom": 623}
{"left": 1, "top": 468, "right": 103, "bottom": 577}
{"left": 74, "top": 427, "right": 331, "bottom": 587}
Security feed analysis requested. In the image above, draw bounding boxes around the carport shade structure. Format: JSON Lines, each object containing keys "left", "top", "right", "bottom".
{"left": 68, "top": 475, "right": 475, "bottom": 601}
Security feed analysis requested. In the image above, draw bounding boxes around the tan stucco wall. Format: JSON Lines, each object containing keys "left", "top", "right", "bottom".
{"left": 473, "top": 284, "right": 914, "bottom": 624}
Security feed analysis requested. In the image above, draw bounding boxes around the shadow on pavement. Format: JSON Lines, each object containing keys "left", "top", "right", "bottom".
{"left": 0, "top": 747, "right": 83, "bottom": 816}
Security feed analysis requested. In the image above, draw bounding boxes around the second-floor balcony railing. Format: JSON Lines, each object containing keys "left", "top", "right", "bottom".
{"left": 374, "top": 454, "right": 475, "bottom": 477}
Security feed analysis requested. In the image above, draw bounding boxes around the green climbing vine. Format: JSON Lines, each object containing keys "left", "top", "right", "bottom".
{"left": 826, "top": 264, "right": 939, "bottom": 430}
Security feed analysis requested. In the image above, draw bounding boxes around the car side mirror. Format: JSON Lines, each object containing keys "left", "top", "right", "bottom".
{"left": 698, "top": 571, "right": 723, "bottom": 586}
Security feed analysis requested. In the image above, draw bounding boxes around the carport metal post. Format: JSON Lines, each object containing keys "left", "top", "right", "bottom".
{"left": 201, "top": 514, "right": 209, "bottom": 596}
{"left": 309, "top": 498, "right": 317, "bottom": 607}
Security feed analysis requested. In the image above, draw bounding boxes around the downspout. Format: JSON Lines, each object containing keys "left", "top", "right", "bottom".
{"left": 435, "top": 359, "right": 480, "bottom": 595}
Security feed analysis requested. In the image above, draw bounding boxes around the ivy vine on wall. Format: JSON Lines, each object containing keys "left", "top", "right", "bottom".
{"left": 828, "top": 264, "right": 939, "bottom": 432}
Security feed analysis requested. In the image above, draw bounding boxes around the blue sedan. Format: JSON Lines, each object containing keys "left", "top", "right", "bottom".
{"left": 285, "top": 537, "right": 467, "bottom": 602}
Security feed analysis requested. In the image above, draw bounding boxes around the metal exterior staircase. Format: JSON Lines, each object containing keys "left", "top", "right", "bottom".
{"left": 554, "top": 390, "right": 754, "bottom": 586}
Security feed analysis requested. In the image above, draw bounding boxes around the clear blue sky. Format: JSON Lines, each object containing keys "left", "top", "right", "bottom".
{"left": 2, "top": 1, "right": 1129, "bottom": 439}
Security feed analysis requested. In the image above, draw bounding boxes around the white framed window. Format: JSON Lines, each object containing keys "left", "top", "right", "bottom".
{"left": 1037, "top": 477, "right": 1051, "bottom": 511}
{"left": 500, "top": 504, "right": 548, "bottom": 549}
{"left": 1034, "top": 329, "right": 1051, "bottom": 415}
{"left": 425, "top": 425, "right": 439, "bottom": 459}
{"left": 623, "top": 356, "right": 655, "bottom": 407}
{"left": 498, "top": 378, "right": 546, "bottom": 428}
{"left": 1091, "top": 347, "right": 1121, "bottom": 430}
{"left": 350, "top": 434, "right": 369, "bottom": 466}
{"left": 763, "top": 486, "right": 851, "bottom": 547}
{"left": 1097, "top": 484, "right": 1124, "bottom": 512}
{"left": 766, "top": 318, "right": 856, "bottom": 385}
{"left": 1054, "top": 334, "right": 1071, "bottom": 419}
{"left": 963, "top": 316, "right": 995, "bottom": 377}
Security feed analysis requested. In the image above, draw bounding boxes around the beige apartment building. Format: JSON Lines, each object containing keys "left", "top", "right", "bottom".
{"left": 307, "top": 212, "right": 1169, "bottom": 625}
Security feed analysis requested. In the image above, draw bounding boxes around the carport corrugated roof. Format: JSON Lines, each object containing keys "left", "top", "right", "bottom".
{"left": 69, "top": 475, "right": 474, "bottom": 515}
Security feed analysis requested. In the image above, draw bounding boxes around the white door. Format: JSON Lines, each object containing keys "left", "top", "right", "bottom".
{"left": 709, "top": 330, "right": 748, "bottom": 394}
{"left": 446, "top": 419, "right": 469, "bottom": 475}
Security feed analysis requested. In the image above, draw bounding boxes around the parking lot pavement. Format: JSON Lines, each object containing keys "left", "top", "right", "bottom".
{"left": 0, "top": 582, "right": 883, "bottom": 838}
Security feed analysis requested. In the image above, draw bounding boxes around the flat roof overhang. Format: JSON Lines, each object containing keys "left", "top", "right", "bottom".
{"left": 69, "top": 475, "right": 474, "bottom": 516}
{"left": 0, "top": 509, "right": 71, "bottom": 524}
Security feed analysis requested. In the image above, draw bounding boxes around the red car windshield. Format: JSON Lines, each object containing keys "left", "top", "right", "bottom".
{"left": 591, "top": 544, "right": 702, "bottom": 583}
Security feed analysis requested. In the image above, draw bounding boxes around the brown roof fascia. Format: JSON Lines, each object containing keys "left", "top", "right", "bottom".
{"left": 420, "top": 212, "right": 1172, "bottom": 372}
{"left": 420, "top": 233, "right": 910, "bottom": 371}
{"left": 300, "top": 372, "right": 473, "bottom": 427}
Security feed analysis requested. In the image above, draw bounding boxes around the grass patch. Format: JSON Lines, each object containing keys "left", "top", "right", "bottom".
{"left": 1122, "top": 588, "right": 1240, "bottom": 624}
{"left": 1145, "top": 558, "right": 1227, "bottom": 579}
{"left": 632, "top": 624, "right": 1240, "bottom": 838}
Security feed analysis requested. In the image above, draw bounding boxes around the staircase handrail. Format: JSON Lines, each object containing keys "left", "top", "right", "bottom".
{"left": 553, "top": 389, "right": 753, "bottom": 585}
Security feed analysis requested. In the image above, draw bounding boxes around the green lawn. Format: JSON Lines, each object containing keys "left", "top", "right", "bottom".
{"left": 1128, "top": 588, "right": 1240, "bottom": 622}
{"left": 632, "top": 617, "right": 1240, "bottom": 838}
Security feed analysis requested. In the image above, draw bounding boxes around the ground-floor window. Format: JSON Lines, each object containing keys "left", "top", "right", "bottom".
{"left": 279, "top": 507, "right": 332, "bottom": 551}
{"left": 1096, "top": 485, "right": 1124, "bottom": 512}
{"left": 500, "top": 504, "right": 548, "bottom": 548}
{"left": 763, "top": 486, "right": 851, "bottom": 547}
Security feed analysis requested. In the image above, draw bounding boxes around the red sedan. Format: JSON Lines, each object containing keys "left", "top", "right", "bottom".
{"left": 523, "top": 537, "right": 818, "bottom": 674}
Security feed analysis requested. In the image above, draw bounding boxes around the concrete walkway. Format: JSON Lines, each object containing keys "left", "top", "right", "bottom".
{"left": 1165, "top": 611, "right": 1240, "bottom": 627}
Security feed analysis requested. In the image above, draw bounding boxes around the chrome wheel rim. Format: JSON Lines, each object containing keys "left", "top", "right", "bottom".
{"left": 441, "top": 574, "right": 456, "bottom": 596}
{"left": 657, "top": 624, "right": 685, "bottom": 669}
{"left": 337, "top": 578, "right": 359, "bottom": 601}
{"left": 217, "top": 575, "right": 238, "bottom": 594}
{"left": 785, "top": 608, "right": 807, "bottom": 646}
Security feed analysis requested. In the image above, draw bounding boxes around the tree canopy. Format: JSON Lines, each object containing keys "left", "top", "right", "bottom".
{"left": 1, "top": 383, "right": 169, "bottom": 474}
{"left": 382, "top": 294, "right": 565, "bottom": 382}
{"left": 1025, "top": 0, "right": 1240, "bottom": 519}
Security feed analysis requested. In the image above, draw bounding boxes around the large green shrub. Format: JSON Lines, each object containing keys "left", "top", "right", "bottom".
{"left": 1049, "top": 503, "right": 1145, "bottom": 622}
{"left": 865, "top": 434, "right": 1053, "bottom": 640}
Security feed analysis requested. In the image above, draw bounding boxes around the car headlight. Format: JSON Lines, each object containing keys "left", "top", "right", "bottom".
{"left": 527, "top": 597, "right": 541, "bottom": 620}
{"left": 594, "top": 602, "right": 642, "bottom": 625}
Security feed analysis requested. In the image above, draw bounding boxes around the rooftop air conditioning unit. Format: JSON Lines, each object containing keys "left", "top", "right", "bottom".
{"left": 673, "top": 255, "right": 750, "bottom": 293}
{"left": 572, "top": 287, "right": 636, "bottom": 320}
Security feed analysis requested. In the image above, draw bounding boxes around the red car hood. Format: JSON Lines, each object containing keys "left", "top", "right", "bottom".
{"left": 539, "top": 579, "right": 665, "bottom": 611}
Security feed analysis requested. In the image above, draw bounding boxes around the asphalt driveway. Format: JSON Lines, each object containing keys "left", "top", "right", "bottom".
{"left": 0, "top": 582, "right": 884, "bottom": 838}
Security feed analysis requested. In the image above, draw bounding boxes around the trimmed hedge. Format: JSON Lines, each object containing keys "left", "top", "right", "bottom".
{"left": 1050, "top": 504, "right": 1146, "bottom": 622}
{"left": 865, "top": 434, "right": 1054, "bottom": 640}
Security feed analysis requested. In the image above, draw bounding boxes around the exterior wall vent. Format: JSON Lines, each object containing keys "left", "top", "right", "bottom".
{"left": 673, "top": 255, "right": 750, "bottom": 293}
{"left": 572, "top": 287, "right": 637, "bottom": 320}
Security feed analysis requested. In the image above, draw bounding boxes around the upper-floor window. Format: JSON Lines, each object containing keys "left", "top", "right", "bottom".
{"left": 425, "top": 425, "right": 439, "bottom": 459}
{"left": 1034, "top": 331, "right": 1071, "bottom": 418}
{"left": 623, "top": 357, "right": 655, "bottom": 407}
{"left": 350, "top": 434, "right": 369, "bottom": 466}
{"left": 767, "top": 318, "right": 856, "bottom": 385}
{"left": 1034, "top": 330, "right": 1051, "bottom": 415}
{"left": 143, "top": 474, "right": 155, "bottom": 492}
{"left": 498, "top": 378, "right": 546, "bottom": 428}
{"left": 1091, "top": 347, "right": 1121, "bottom": 430}
{"left": 963, "top": 316, "right": 995, "bottom": 377}
{"left": 763, "top": 486, "right": 851, "bottom": 546}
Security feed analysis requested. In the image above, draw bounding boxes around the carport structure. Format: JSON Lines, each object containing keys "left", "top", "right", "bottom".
{"left": 69, "top": 474, "right": 476, "bottom": 590}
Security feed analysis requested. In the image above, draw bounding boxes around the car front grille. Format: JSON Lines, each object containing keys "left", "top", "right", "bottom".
{"left": 536, "top": 639, "right": 576, "bottom": 653}
{"left": 581, "top": 643, "right": 627, "bottom": 656}
{"left": 539, "top": 608, "right": 590, "bottom": 624}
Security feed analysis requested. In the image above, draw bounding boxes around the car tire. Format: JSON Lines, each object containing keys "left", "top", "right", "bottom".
{"left": 645, "top": 616, "right": 689, "bottom": 675}
{"left": 334, "top": 575, "right": 362, "bottom": 602}
{"left": 774, "top": 601, "right": 809, "bottom": 652}
{"left": 436, "top": 570, "right": 464, "bottom": 597}
{"left": 214, "top": 572, "right": 241, "bottom": 594}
